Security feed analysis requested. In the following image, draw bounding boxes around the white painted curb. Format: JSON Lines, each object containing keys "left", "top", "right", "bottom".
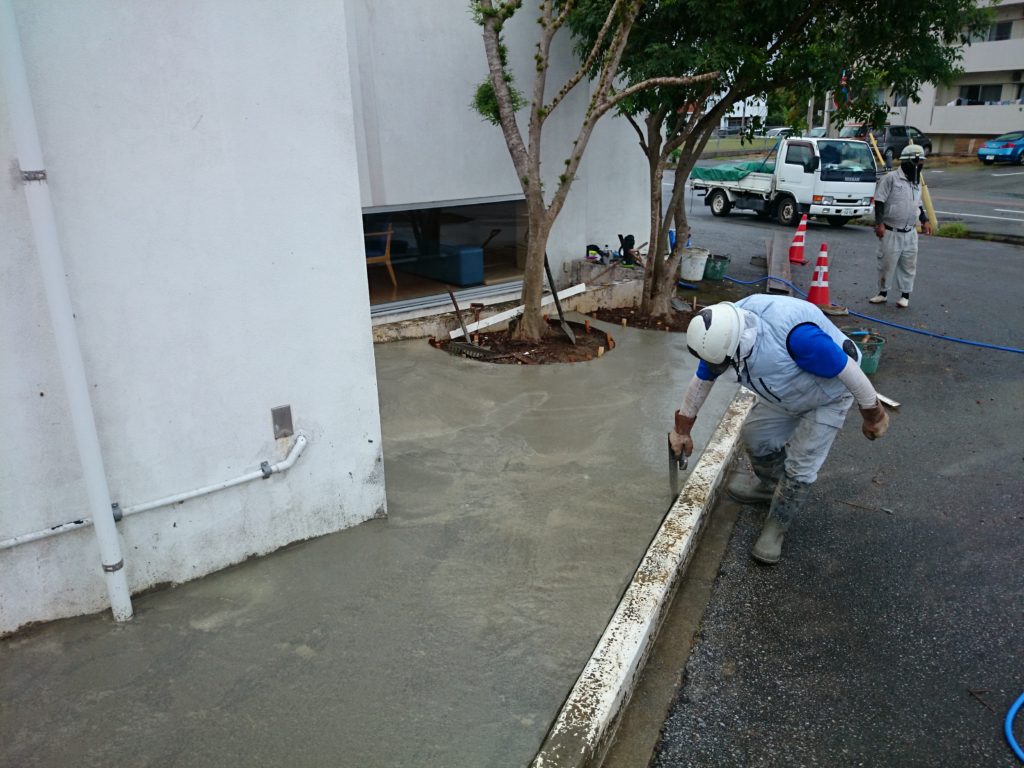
{"left": 531, "top": 389, "right": 756, "bottom": 768}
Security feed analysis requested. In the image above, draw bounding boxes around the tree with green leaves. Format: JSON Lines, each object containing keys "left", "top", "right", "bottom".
{"left": 471, "top": 0, "right": 716, "bottom": 341}
{"left": 567, "top": 0, "right": 990, "bottom": 320}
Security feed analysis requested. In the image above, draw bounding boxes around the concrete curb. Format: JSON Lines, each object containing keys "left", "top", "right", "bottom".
{"left": 531, "top": 389, "right": 756, "bottom": 768}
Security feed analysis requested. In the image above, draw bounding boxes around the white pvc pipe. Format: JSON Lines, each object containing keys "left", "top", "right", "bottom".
{"left": 0, "top": 1, "right": 133, "bottom": 621}
{"left": 121, "top": 434, "right": 308, "bottom": 518}
{"left": 0, "top": 433, "right": 309, "bottom": 551}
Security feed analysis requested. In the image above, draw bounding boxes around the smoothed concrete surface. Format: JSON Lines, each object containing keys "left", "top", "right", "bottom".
{"left": 0, "top": 317, "right": 736, "bottom": 768}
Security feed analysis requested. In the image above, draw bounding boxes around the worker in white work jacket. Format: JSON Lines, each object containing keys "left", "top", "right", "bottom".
{"left": 669, "top": 296, "right": 890, "bottom": 564}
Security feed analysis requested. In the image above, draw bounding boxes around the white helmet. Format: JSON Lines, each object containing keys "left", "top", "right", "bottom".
{"left": 900, "top": 143, "right": 925, "bottom": 160}
{"left": 686, "top": 302, "right": 742, "bottom": 364}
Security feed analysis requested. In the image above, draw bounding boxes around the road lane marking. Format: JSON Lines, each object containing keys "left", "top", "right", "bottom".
{"left": 993, "top": 171, "right": 1024, "bottom": 177}
{"left": 935, "top": 210, "right": 1024, "bottom": 223}
{"left": 995, "top": 208, "right": 1024, "bottom": 215}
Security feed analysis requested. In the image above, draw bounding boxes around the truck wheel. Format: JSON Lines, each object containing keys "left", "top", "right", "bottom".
{"left": 827, "top": 216, "right": 851, "bottom": 228}
{"left": 775, "top": 196, "right": 798, "bottom": 227}
{"left": 709, "top": 189, "right": 731, "bottom": 216}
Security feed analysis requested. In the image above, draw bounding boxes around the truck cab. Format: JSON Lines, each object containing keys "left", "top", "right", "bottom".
{"left": 689, "top": 137, "right": 877, "bottom": 227}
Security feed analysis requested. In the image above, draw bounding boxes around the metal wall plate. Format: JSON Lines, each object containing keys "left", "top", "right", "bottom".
{"left": 271, "top": 405, "right": 293, "bottom": 439}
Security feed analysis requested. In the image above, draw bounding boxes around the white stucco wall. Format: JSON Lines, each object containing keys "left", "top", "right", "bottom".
{"left": 345, "top": 0, "right": 651, "bottom": 269}
{"left": 0, "top": 1, "right": 384, "bottom": 634}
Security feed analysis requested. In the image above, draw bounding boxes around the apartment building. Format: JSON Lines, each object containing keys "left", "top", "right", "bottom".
{"left": 892, "top": 0, "right": 1024, "bottom": 154}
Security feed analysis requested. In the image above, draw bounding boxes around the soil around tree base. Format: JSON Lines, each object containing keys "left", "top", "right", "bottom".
{"left": 589, "top": 306, "right": 693, "bottom": 333}
{"left": 429, "top": 319, "right": 614, "bottom": 365}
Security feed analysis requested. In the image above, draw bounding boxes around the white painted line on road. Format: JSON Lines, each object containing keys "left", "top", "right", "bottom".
{"left": 935, "top": 210, "right": 1024, "bottom": 223}
{"left": 995, "top": 208, "right": 1024, "bottom": 215}
{"left": 993, "top": 171, "right": 1024, "bottom": 177}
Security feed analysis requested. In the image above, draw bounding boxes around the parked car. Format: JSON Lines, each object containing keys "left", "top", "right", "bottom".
{"left": 839, "top": 123, "right": 932, "bottom": 166}
{"left": 808, "top": 127, "right": 827, "bottom": 138}
{"left": 715, "top": 125, "right": 743, "bottom": 137}
{"left": 765, "top": 127, "right": 794, "bottom": 139}
{"left": 976, "top": 131, "right": 1024, "bottom": 165}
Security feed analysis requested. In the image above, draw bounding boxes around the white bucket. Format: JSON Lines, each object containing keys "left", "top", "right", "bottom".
{"left": 679, "top": 247, "right": 710, "bottom": 281}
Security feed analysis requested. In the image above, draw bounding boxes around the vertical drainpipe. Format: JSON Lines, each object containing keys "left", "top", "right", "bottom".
{"left": 0, "top": 1, "right": 133, "bottom": 621}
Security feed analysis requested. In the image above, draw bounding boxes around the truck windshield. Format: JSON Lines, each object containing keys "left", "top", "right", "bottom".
{"left": 818, "top": 140, "right": 877, "bottom": 182}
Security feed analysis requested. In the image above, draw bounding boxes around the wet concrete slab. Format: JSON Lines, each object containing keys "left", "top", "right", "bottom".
{"left": 0, "top": 316, "right": 737, "bottom": 768}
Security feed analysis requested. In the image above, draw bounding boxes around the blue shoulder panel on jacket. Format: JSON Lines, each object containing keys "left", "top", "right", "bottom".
{"left": 786, "top": 322, "right": 846, "bottom": 377}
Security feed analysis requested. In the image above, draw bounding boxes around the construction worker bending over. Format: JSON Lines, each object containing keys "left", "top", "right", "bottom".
{"left": 669, "top": 296, "right": 890, "bottom": 564}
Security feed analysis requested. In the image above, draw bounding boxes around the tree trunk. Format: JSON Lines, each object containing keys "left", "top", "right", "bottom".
{"left": 513, "top": 203, "right": 552, "bottom": 341}
{"left": 639, "top": 122, "right": 664, "bottom": 316}
{"left": 646, "top": 150, "right": 697, "bottom": 320}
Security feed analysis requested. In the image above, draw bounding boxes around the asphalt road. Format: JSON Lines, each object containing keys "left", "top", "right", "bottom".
{"left": 620, "top": 202, "right": 1024, "bottom": 767}
{"left": 682, "top": 154, "right": 1024, "bottom": 241}
{"left": 924, "top": 162, "right": 1024, "bottom": 241}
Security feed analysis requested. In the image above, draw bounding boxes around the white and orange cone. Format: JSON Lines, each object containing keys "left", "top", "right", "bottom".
{"left": 788, "top": 214, "right": 809, "bottom": 265}
{"left": 806, "top": 243, "right": 831, "bottom": 306}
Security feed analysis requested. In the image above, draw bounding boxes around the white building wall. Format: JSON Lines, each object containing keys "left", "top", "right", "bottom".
{"left": 345, "top": 1, "right": 651, "bottom": 267}
{"left": 1, "top": 1, "right": 385, "bottom": 634}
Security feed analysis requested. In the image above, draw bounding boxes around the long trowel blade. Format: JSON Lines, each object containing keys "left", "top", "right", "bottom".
{"left": 668, "top": 433, "right": 688, "bottom": 498}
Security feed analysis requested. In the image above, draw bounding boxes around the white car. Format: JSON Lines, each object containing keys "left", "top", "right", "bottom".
{"left": 765, "top": 127, "right": 792, "bottom": 138}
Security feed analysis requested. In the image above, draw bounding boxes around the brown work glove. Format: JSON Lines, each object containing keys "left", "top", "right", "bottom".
{"left": 860, "top": 402, "right": 890, "bottom": 440}
{"left": 670, "top": 410, "right": 696, "bottom": 457}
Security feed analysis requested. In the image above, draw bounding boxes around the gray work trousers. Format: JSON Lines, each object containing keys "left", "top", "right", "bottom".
{"left": 741, "top": 395, "right": 854, "bottom": 484}
{"left": 877, "top": 228, "right": 919, "bottom": 295}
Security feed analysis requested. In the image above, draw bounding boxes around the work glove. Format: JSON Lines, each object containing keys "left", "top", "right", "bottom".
{"left": 860, "top": 402, "right": 890, "bottom": 441}
{"left": 670, "top": 410, "right": 696, "bottom": 457}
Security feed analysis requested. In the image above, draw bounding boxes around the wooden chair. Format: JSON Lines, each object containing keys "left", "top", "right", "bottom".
{"left": 364, "top": 227, "right": 396, "bottom": 288}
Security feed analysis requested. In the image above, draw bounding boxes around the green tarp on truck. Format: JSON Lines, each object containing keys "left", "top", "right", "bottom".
{"left": 689, "top": 160, "right": 776, "bottom": 182}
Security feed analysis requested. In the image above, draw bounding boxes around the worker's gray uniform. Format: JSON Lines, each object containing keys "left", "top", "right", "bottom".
{"left": 734, "top": 295, "right": 859, "bottom": 484}
{"left": 874, "top": 168, "right": 923, "bottom": 294}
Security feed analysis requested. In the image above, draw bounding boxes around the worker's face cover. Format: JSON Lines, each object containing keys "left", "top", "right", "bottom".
{"left": 901, "top": 158, "right": 924, "bottom": 183}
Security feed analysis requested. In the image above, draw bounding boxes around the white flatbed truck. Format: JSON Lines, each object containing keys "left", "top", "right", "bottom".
{"left": 688, "top": 137, "right": 878, "bottom": 228}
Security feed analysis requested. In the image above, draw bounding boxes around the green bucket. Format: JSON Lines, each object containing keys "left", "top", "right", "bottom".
{"left": 703, "top": 254, "right": 731, "bottom": 281}
{"left": 850, "top": 331, "right": 885, "bottom": 375}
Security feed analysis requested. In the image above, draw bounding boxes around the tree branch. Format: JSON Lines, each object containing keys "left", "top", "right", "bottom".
{"left": 545, "top": 0, "right": 629, "bottom": 116}
{"left": 625, "top": 111, "right": 649, "bottom": 153}
{"left": 597, "top": 72, "right": 720, "bottom": 121}
{"left": 479, "top": 2, "right": 532, "bottom": 185}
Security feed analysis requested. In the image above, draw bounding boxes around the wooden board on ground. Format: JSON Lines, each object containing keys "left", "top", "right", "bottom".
{"left": 765, "top": 232, "right": 792, "bottom": 295}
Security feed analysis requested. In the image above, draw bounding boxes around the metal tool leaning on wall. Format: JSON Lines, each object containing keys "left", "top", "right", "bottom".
{"left": 668, "top": 296, "right": 891, "bottom": 565}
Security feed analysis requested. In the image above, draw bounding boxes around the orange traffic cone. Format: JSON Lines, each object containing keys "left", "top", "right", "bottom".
{"left": 806, "top": 243, "right": 831, "bottom": 306}
{"left": 788, "top": 214, "right": 808, "bottom": 265}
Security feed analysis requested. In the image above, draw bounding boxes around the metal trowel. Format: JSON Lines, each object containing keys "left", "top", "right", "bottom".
{"left": 668, "top": 434, "right": 688, "bottom": 498}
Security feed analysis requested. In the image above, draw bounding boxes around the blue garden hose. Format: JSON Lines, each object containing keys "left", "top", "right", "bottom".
{"left": 689, "top": 275, "right": 1024, "bottom": 355}
{"left": 1007, "top": 691, "right": 1024, "bottom": 763}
